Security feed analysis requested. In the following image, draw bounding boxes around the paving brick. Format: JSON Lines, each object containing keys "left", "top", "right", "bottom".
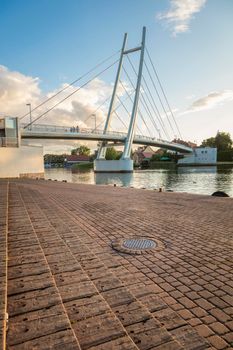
{"left": 178, "top": 297, "right": 196, "bottom": 309}
{"left": 113, "top": 301, "right": 152, "bottom": 326}
{"left": 65, "top": 294, "right": 109, "bottom": 322}
{"left": 73, "top": 313, "right": 125, "bottom": 349}
{"left": 209, "top": 308, "right": 231, "bottom": 323}
{"left": 7, "top": 313, "right": 71, "bottom": 346}
{"left": 151, "top": 341, "right": 184, "bottom": 350}
{"left": 188, "top": 318, "right": 202, "bottom": 327}
{"left": 223, "top": 332, "right": 233, "bottom": 344}
{"left": 195, "top": 324, "right": 214, "bottom": 338}
{"left": 202, "top": 316, "right": 216, "bottom": 325}
{"left": 102, "top": 286, "right": 135, "bottom": 307}
{"left": 136, "top": 328, "right": 176, "bottom": 349}
{"left": 7, "top": 330, "right": 80, "bottom": 350}
{"left": 207, "top": 335, "right": 228, "bottom": 349}
{"left": 4, "top": 180, "right": 233, "bottom": 350}
{"left": 177, "top": 309, "right": 194, "bottom": 320}
{"left": 171, "top": 325, "right": 209, "bottom": 350}
{"left": 153, "top": 308, "right": 186, "bottom": 331}
{"left": 209, "top": 322, "right": 230, "bottom": 335}
{"left": 191, "top": 307, "right": 208, "bottom": 318}
{"left": 87, "top": 336, "right": 138, "bottom": 350}
{"left": 225, "top": 321, "right": 233, "bottom": 331}
{"left": 195, "top": 299, "right": 214, "bottom": 311}
{"left": 139, "top": 293, "right": 168, "bottom": 312}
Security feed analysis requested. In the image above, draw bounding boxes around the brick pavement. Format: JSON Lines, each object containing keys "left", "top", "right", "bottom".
{"left": 0, "top": 181, "right": 8, "bottom": 350}
{"left": 0, "top": 179, "right": 232, "bottom": 349}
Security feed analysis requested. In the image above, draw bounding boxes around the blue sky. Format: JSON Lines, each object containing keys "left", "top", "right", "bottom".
{"left": 1, "top": 0, "right": 233, "bottom": 151}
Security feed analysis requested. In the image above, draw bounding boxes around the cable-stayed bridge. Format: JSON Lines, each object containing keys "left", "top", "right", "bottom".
{"left": 21, "top": 124, "right": 192, "bottom": 154}
{"left": 19, "top": 27, "right": 193, "bottom": 172}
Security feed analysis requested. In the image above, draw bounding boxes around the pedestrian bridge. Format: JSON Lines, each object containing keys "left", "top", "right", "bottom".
{"left": 21, "top": 123, "right": 193, "bottom": 154}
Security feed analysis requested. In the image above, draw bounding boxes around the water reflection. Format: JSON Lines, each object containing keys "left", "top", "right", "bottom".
{"left": 177, "top": 166, "right": 217, "bottom": 174}
{"left": 95, "top": 173, "right": 133, "bottom": 187}
{"left": 45, "top": 165, "right": 233, "bottom": 197}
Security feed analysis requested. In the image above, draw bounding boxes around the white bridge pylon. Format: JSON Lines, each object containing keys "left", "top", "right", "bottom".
{"left": 95, "top": 27, "right": 146, "bottom": 173}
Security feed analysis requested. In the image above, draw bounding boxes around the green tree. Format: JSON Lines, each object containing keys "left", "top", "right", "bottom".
{"left": 71, "top": 145, "right": 91, "bottom": 156}
{"left": 201, "top": 137, "right": 216, "bottom": 148}
{"left": 44, "top": 154, "right": 67, "bottom": 164}
{"left": 105, "top": 147, "right": 122, "bottom": 160}
{"left": 201, "top": 132, "right": 232, "bottom": 151}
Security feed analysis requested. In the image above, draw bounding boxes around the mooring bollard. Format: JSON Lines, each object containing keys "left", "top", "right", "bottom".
{"left": 159, "top": 187, "right": 162, "bottom": 192}
{"left": 114, "top": 184, "right": 116, "bottom": 187}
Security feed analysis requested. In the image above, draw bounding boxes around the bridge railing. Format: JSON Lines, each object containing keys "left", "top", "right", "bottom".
{"left": 20, "top": 123, "right": 192, "bottom": 152}
{"left": 21, "top": 123, "right": 134, "bottom": 140}
{"left": 21, "top": 123, "right": 165, "bottom": 141}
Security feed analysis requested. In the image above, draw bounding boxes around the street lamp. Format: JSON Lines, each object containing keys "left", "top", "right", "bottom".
{"left": 91, "top": 114, "right": 96, "bottom": 132}
{"left": 26, "top": 103, "right": 32, "bottom": 130}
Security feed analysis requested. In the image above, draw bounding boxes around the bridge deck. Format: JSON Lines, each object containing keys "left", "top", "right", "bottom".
{"left": 1, "top": 180, "right": 232, "bottom": 349}
{"left": 20, "top": 124, "right": 193, "bottom": 153}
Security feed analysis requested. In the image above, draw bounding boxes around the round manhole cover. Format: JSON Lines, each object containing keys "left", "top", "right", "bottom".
{"left": 112, "top": 236, "right": 165, "bottom": 255}
{"left": 123, "top": 238, "right": 156, "bottom": 250}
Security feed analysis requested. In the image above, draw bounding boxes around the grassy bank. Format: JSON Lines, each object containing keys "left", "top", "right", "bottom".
{"left": 71, "top": 162, "right": 93, "bottom": 172}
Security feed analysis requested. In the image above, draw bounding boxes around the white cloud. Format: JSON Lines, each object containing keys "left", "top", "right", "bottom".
{"left": 157, "top": 0, "right": 207, "bottom": 36}
{"left": 0, "top": 65, "right": 41, "bottom": 116}
{"left": 184, "top": 90, "right": 233, "bottom": 113}
{"left": 0, "top": 65, "right": 126, "bottom": 152}
{"left": 0, "top": 64, "right": 117, "bottom": 127}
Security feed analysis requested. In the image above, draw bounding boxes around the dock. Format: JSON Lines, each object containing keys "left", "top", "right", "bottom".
{"left": 0, "top": 179, "right": 232, "bottom": 349}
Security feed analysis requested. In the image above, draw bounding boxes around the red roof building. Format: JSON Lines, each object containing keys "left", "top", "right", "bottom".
{"left": 133, "top": 146, "right": 155, "bottom": 165}
{"left": 65, "top": 155, "right": 90, "bottom": 164}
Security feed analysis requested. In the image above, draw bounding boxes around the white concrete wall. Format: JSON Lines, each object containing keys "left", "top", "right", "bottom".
{"left": 0, "top": 145, "right": 44, "bottom": 178}
{"left": 178, "top": 147, "right": 217, "bottom": 165}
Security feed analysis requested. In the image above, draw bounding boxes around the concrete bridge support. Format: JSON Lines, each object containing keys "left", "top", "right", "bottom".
{"left": 94, "top": 159, "right": 133, "bottom": 173}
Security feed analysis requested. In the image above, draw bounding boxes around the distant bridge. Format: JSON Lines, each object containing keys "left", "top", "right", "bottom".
{"left": 21, "top": 123, "right": 193, "bottom": 154}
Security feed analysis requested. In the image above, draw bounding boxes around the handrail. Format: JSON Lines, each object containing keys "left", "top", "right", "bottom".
{"left": 20, "top": 123, "right": 192, "bottom": 152}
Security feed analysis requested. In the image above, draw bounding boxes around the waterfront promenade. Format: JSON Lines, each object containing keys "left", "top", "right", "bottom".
{"left": 0, "top": 180, "right": 232, "bottom": 349}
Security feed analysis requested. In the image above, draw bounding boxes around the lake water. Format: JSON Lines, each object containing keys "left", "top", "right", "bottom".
{"left": 45, "top": 165, "right": 233, "bottom": 197}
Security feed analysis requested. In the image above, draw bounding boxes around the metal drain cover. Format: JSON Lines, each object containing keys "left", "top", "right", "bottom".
{"left": 112, "top": 236, "right": 164, "bottom": 255}
{"left": 123, "top": 238, "right": 156, "bottom": 250}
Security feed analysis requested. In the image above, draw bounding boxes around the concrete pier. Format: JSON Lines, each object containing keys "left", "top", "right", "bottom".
{"left": 0, "top": 180, "right": 232, "bottom": 349}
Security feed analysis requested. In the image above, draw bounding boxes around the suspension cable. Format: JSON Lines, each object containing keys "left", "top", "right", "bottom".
{"left": 23, "top": 59, "right": 119, "bottom": 129}
{"left": 82, "top": 95, "right": 111, "bottom": 125}
{"left": 20, "top": 49, "right": 120, "bottom": 121}
{"left": 116, "top": 90, "right": 143, "bottom": 135}
{"left": 144, "top": 59, "right": 176, "bottom": 137}
{"left": 122, "top": 66, "right": 158, "bottom": 138}
{"left": 146, "top": 47, "right": 182, "bottom": 139}
{"left": 126, "top": 56, "right": 170, "bottom": 139}
{"left": 81, "top": 86, "right": 135, "bottom": 131}
{"left": 119, "top": 78, "right": 152, "bottom": 137}
{"left": 140, "top": 75, "right": 170, "bottom": 139}
{"left": 113, "top": 109, "right": 128, "bottom": 130}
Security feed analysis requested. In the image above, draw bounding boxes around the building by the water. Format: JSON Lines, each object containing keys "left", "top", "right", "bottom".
{"left": 178, "top": 147, "right": 217, "bottom": 166}
{"left": 0, "top": 116, "right": 44, "bottom": 178}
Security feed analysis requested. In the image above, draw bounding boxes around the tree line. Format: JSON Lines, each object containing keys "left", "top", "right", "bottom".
{"left": 44, "top": 131, "right": 233, "bottom": 164}
{"left": 201, "top": 132, "right": 233, "bottom": 161}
